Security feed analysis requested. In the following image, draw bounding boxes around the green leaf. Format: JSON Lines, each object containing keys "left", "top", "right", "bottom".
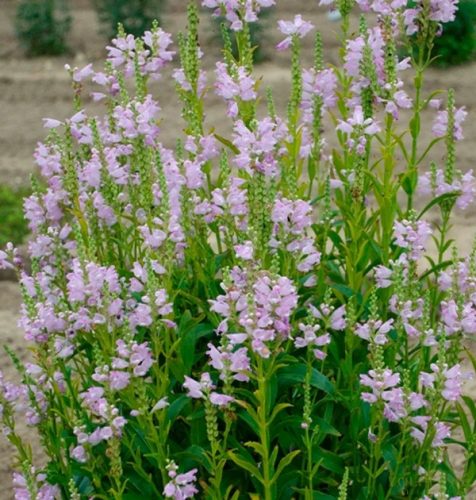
{"left": 278, "top": 363, "right": 334, "bottom": 394}
{"left": 214, "top": 133, "right": 240, "bottom": 154}
{"left": 330, "top": 283, "right": 355, "bottom": 300}
{"left": 269, "top": 403, "right": 293, "bottom": 425}
{"left": 167, "top": 395, "right": 190, "bottom": 422}
{"left": 417, "top": 191, "right": 459, "bottom": 219}
{"left": 317, "top": 449, "right": 344, "bottom": 474}
{"left": 271, "top": 450, "right": 301, "bottom": 485}
{"left": 237, "top": 407, "right": 260, "bottom": 436}
{"left": 179, "top": 321, "right": 214, "bottom": 373}
{"left": 226, "top": 489, "right": 241, "bottom": 500}
{"left": 245, "top": 440, "right": 265, "bottom": 457}
{"left": 75, "top": 475, "right": 94, "bottom": 495}
{"left": 177, "top": 445, "right": 213, "bottom": 471}
{"left": 410, "top": 114, "right": 420, "bottom": 139}
{"left": 462, "top": 395, "right": 476, "bottom": 424}
{"left": 419, "top": 259, "right": 453, "bottom": 281}
{"left": 465, "top": 348, "right": 476, "bottom": 375}
{"left": 315, "top": 417, "right": 341, "bottom": 437}
{"left": 393, "top": 132, "right": 409, "bottom": 163}
{"left": 456, "top": 402, "right": 473, "bottom": 444}
{"left": 227, "top": 450, "right": 263, "bottom": 482}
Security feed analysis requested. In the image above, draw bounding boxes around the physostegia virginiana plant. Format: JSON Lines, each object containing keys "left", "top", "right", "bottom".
{"left": 0, "top": 0, "right": 475, "bottom": 498}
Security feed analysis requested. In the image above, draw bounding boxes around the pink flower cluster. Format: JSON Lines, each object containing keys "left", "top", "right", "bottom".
{"left": 270, "top": 198, "right": 321, "bottom": 278}
{"left": 163, "top": 461, "right": 198, "bottom": 499}
{"left": 233, "top": 118, "right": 288, "bottom": 176}
{"left": 183, "top": 372, "right": 235, "bottom": 407}
{"left": 13, "top": 469, "right": 60, "bottom": 500}
{"left": 432, "top": 102, "right": 467, "bottom": 140}
{"left": 92, "top": 339, "right": 153, "bottom": 391}
{"left": 202, "top": 0, "right": 275, "bottom": 31}
{"left": 419, "top": 168, "right": 476, "bottom": 210}
{"left": 276, "top": 15, "right": 314, "bottom": 51}
{"left": 215, "top": 62, "right": 257, "bottom": 118}
{"left": 106, "top": 28, "right": 174, "bottom": 80}
{"left": 210, "top": 268, "right": 299, "bottom": 358}
{"left": 393, "top": 219, "right": 432, "bottom": 261}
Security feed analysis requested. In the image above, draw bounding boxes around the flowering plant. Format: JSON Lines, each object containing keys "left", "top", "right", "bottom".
{"left": 1, "top": 1, "right": 476, "bottom": 499}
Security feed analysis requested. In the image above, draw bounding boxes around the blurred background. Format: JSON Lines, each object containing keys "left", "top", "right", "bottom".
{"left": 0, "top": 0, "right": 475, "bottom": 496}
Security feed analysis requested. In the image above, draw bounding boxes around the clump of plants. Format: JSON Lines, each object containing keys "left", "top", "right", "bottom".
{"left": 431, "top": 0, "right": 476, "bottom": 66}
{"left": 1, "top": 0, "right": 476, "bottom": 499}
{"left": 15, "top": 0, "right": 71, "bottom": 56}
{"left": 93, "top": 0, "right": 167, "bottom": 39}
{"left": 0, "top": 184, "right": 30, "bottom": 248}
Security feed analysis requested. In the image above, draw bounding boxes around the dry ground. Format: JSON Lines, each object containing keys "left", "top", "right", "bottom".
{"left": 0, "top": 0, "right": 475, "bottom": 497}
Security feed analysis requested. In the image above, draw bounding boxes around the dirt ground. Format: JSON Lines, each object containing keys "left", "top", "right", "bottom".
{"left": 0, "top": 0, "right": 475, "bottom": 497}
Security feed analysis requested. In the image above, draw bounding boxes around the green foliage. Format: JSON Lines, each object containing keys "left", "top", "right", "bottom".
{"left": 15, "top": 0, "right": 71, "bottom": 56}
{"left": 432, "top": 0, "right": 476, "bottom": 66}
{"left": 93, "top": 0, "right": 167, "bottom": 39}
{"left": 0, "top": 184, "right": 30, "bottom": 248}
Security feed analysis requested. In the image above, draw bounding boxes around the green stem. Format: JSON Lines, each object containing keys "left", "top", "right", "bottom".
{"left": 381, "top": 112, "right": 395, "bottom": 264}
{"left": 257, "top": 357, "right": 273, "bottom": 500}
{"left": 407, "top": 51, "right": 425, "bottom": 212}
{"left": 304, "top": 350, "right": 315, "bottom": 500}
{"left": 367, "top": 408, "right": 384, "bottom": 495}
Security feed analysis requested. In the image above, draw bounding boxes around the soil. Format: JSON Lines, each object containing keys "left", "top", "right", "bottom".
{"left": 0, "top": 0, "right": 475, "bottom": 497}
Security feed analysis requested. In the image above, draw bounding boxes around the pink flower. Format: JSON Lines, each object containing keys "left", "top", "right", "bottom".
{"left": 108, "top": 371, "right": 131, "bottom": 391}
{"left": 394, "top": 219, "right": 432, "bottom": 260}
{"left": 404, "top": 8, "right": 420, "bottom": 35}
{"left": 429, "top": 0, "right": 459, "bottom": 23}
{"left": 215, "top": 62, "right": 257, "bottom": 104}
{"left": 330, "top": 306, "right": 346, "bottom": 330}
{"left": 420, "top": 363, "right": 467, "bottom": 401}
{"left": 432, "top": 106, "right": 467, "bottom": 140}
{"left": 355, "top": 319, "right": 394, "bottom": 345}
{"left": 375, "top": 265, "right": 393, "bottom": 288}
{"left": 382, "top": 388, "right": 406, "bottom": 422}
{"left": 151, "top": 397, "right": 169, "bottom": 413}
{"left": 411, "top": 417, "right": 451, "bottom": 447}
{"left": 294, "top": 323, "right": 331, "bottom": 359}
{"left": 301, "top": 68, "right": 338, "bottom": 120}
{"left": 418, "top": 168, "right": 476, "bottom": 210}
{"left": 337, "top": 106, "right": 381, "bottom": 136}
{"left": 0, "top": 250, "right": 13, "bottom": 270}
{"left": 129, "top": 303, "right": 153, "bottom": 328}
{"left": 183, "top": 372, "right": 214, "bottom": 399}
{"left": 183, "top": 376, "right": 205, "bottom": 399}
{"left": 184, "top": 160, "right": 205, "bottom": 190}
{"left": 441, "top": 364, "right": 464, "bottom": 401}
{"left": 276, "top": 15, "right": 314, "bottom": 50}
{"left": 233, "top": 118, "right": 287, "bottom": 176}
{"left": 43, "top": 118, "right": 62, "bottom": 129}
{"left": 209, "top": 392, "right": 234, "bottom": 406}
{"left": 72, "top": 63, "right": 94, "bottom": 82}
{"left": 234, "top": 241, "right": 254, "bottom": 261}
{"left": 360, "top": 368, "right": 400, "bottom": 404}
{"left": 203, "top": 0, "right": 275, "bottom": 31}
{"left": 130, "top": 342, "right": 153, "bottom": 376}
{"left": 164, "top": 461, "right": 198, "bottom": 499}
{"left": 71, "top": 445, "right": 88, "bottom": 463}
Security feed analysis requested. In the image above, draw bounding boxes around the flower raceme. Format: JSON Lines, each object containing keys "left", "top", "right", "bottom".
{"left": 276, "top": 15, "right": 314, "bottom": 51}
{"left": 0, "top": 1, "right": 475, "bottom": 499}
